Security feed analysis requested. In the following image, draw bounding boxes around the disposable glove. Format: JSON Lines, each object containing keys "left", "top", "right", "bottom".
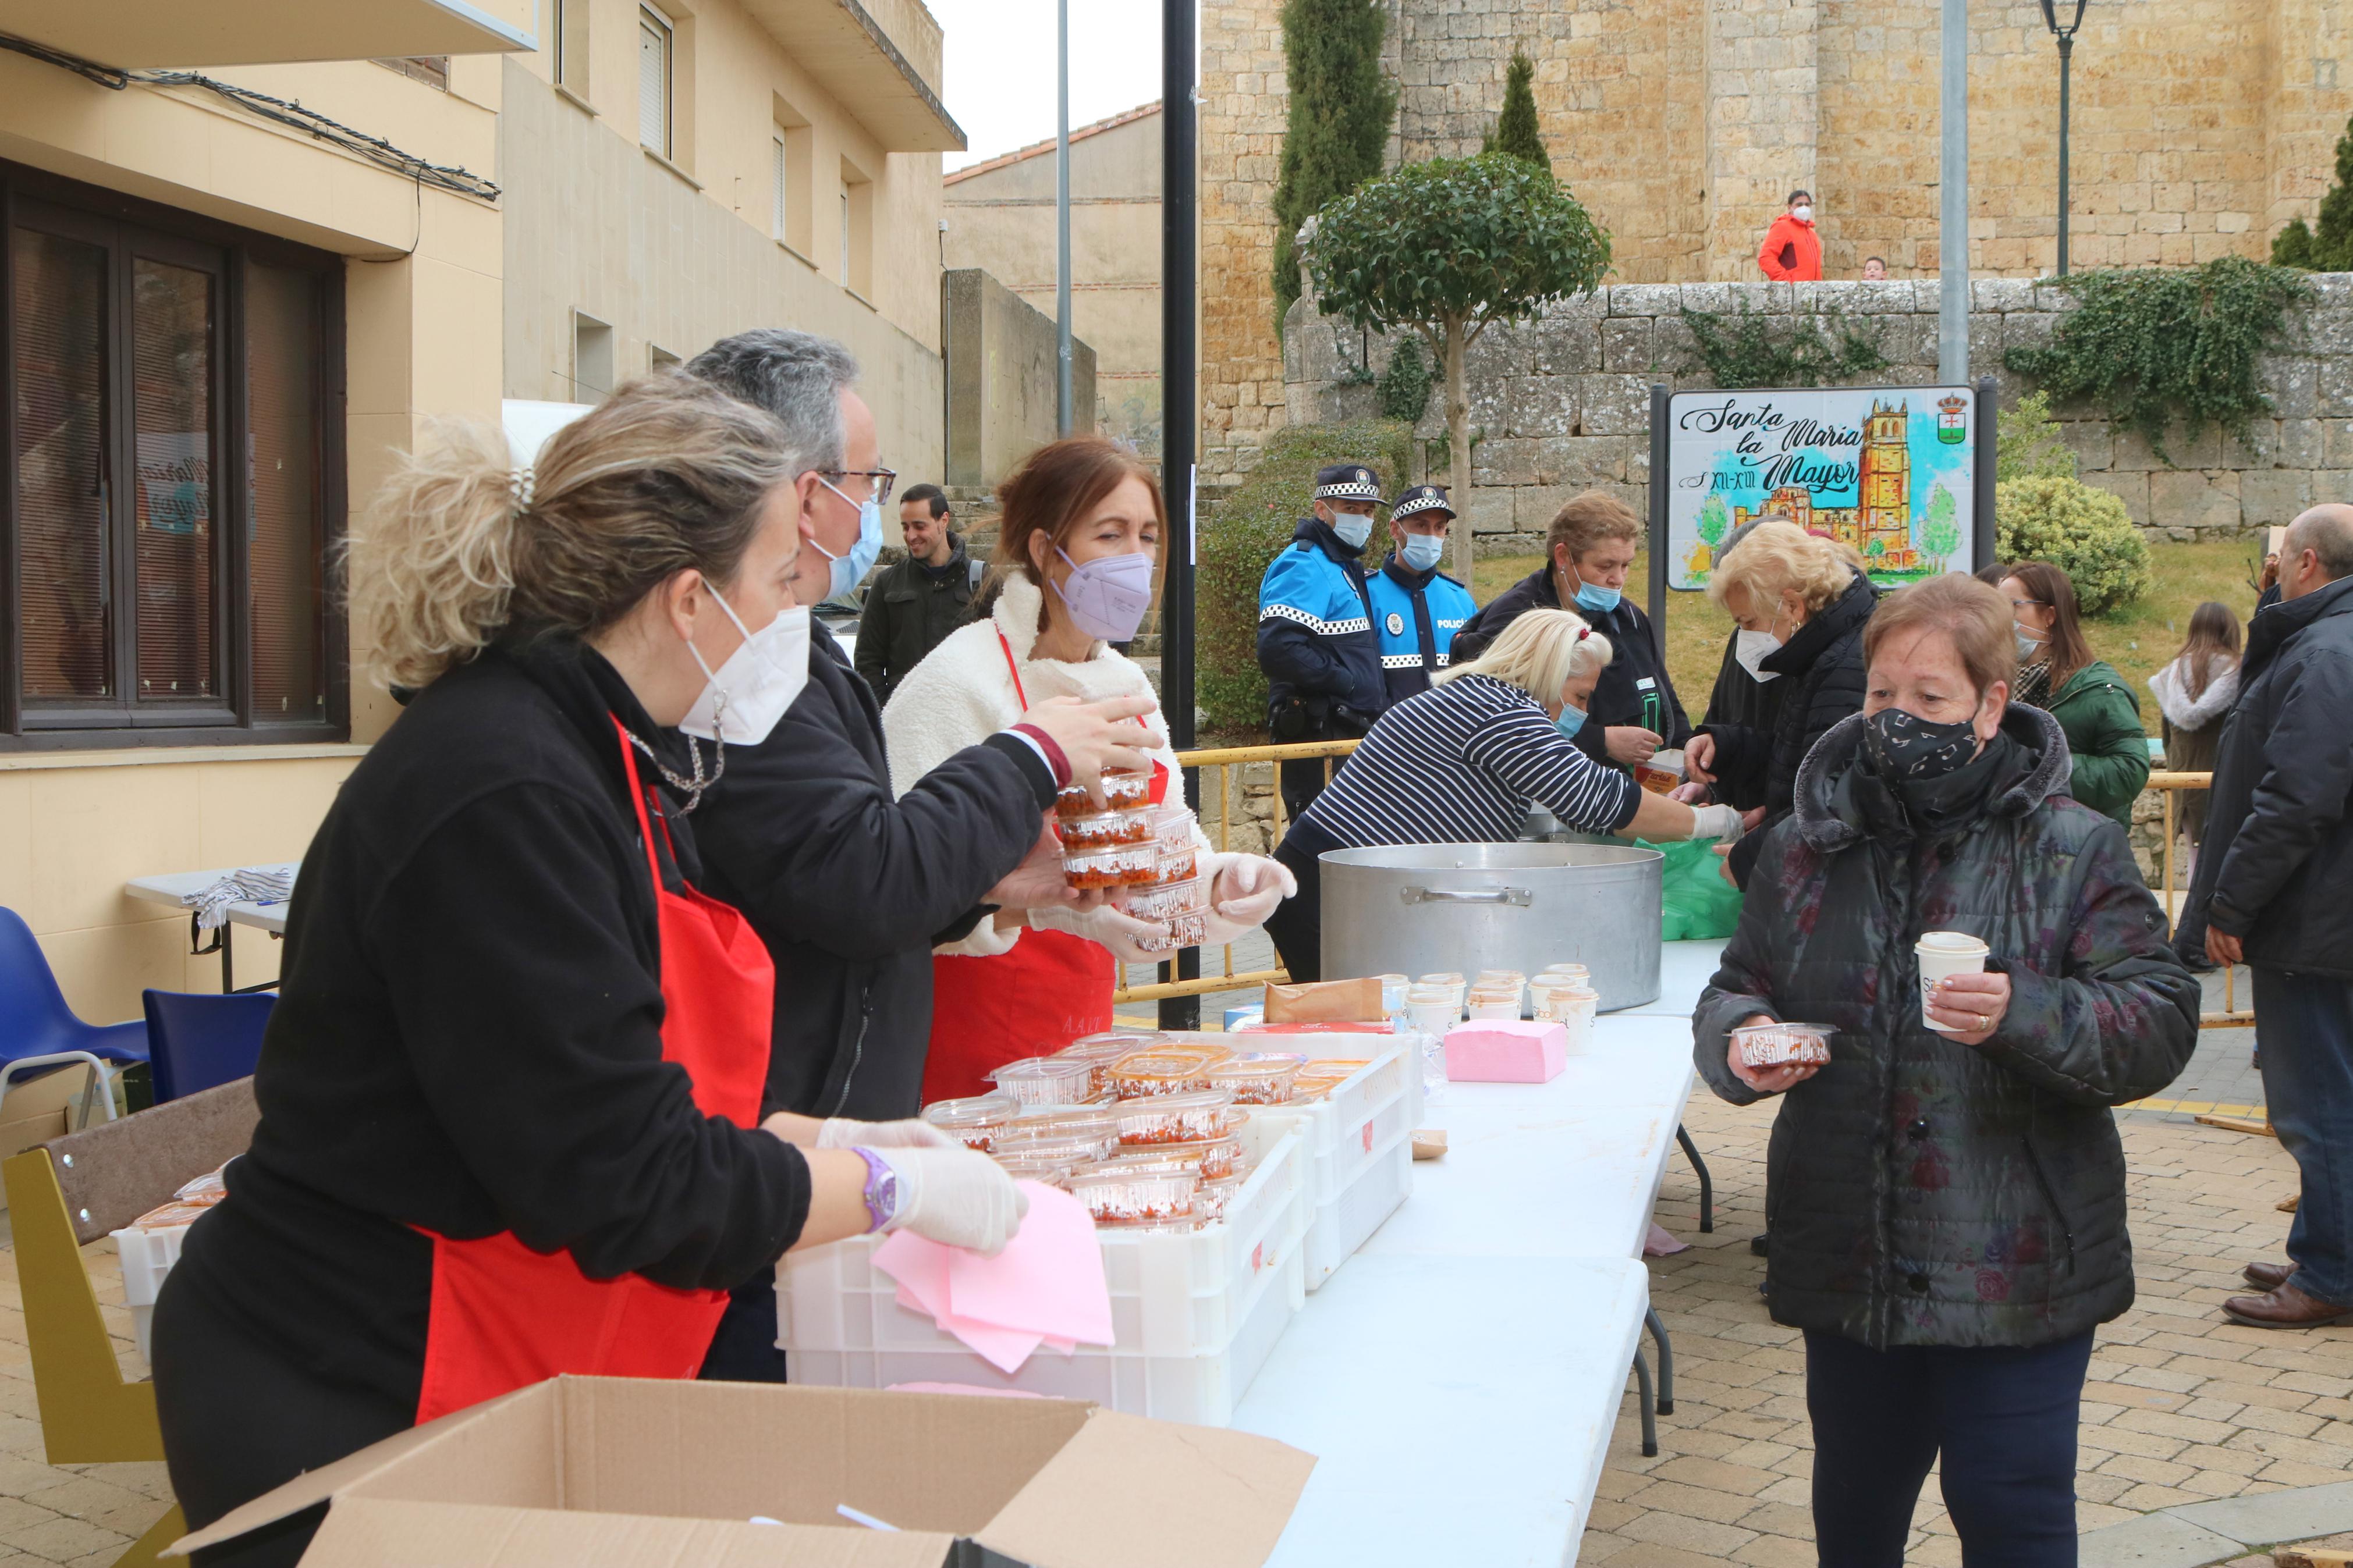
{"left": 1201, "top": 851, "right": 1297, "bottom": 927}
{"left": 1028, "top": 901, "right": 1175, "bottom": 964}
{"left": 817, "top": 1117, "right": 956, "bottom": 1151}
{"left": 1690, "top": 802, "right": 1746, "bottom": 843}
{"left": 869, "top": 1145, "right": 1029, "bottom": 1256}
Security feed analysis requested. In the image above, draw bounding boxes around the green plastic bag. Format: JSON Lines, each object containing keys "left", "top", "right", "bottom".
{"left": 1639, "top": 837, "right": 1746, "bottom": 941}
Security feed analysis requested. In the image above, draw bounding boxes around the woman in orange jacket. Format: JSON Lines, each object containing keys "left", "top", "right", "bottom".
{"left": 1758, "top": 190, "right": 1823, "bottom": 282}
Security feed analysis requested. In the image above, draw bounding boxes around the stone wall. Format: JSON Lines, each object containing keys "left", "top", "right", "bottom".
{"left": 943, "top": 268, "right": 1098, "bottom": 488}
{"left": 1283, "top": 274, "right": 2353, "bottom": 556}
{"left": 1200, "top": 0, "right": 2353, "bottom": 488}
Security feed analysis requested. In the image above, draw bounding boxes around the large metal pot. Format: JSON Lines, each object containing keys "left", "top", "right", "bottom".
{"left": 1318, "top": 842, "right": 1664, "bottom": 1011}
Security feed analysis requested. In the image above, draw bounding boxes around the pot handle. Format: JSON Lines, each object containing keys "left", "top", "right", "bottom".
{"left": 1400, "top": 886, "right": 1534, "bottom": 908}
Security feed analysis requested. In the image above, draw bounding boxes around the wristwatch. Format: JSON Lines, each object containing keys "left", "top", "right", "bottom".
{"left": 852, "top": 1147, "right": 901, "bottom": 1234}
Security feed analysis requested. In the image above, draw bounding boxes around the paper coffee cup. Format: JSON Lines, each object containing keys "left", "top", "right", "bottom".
{"left": 1917, "top": 931, "right": 1990, "bottom": 1032}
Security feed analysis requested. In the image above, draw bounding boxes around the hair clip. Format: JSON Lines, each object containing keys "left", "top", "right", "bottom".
{"left": 509, "top": 465, "right": 535, "bottom": 515}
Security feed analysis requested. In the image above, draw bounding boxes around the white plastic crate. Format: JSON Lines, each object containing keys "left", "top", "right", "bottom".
{"left": 112, "top": 1224, "right": 189, "bottom": 1363}
{"left": 778, "top": 1118, "right": 1309, "bottom": 1425}
{"left": 1301, "top": 1123, "right": 1414, "bottom": 1289}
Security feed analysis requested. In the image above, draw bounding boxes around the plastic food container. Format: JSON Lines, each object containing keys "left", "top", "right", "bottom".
{"left": 992, "top": 1155, "right": 1077, "bottom": 1185}
{"left": 1149, "top": 805, "right": 1196, "bottom": 849}
{"left": 1126, "top": 876, "right": 1209, "bottom": 922}
{"left": 920, "top": 1091, "right": 1021, "bottom": 1150}
{"left": 1110, "top": 1133, "right": 1243, "bottom": 1181}
{"left": 1055, "top": 770, "right": 1152, "bottom": 818}
{"left": 1063, "top": 842, "right": 1159, "bottom": 890}
{"left": 1133, "top": 909, "right": 1209, "bottom": 954}
{"left": 1054, "top": 1032, "right": 1164, "bottom": 1096}
{"left": 1207, "top": 1054, "right": 1303, "bottom": 1105}
{"left": 1058, "top": 808, "right": 1155, "bottom": 851}
{"left": 996, "top": 1107, "right": 1124, "bottom": 1161}
{"left": 1290, "top": 1059, "right": 1370, "bottom": 1103}
{"left": 1731, "top": 1021, "right": 1836, "bottom": 1068}
{"left": 1194, "top": 1171, "right": 1249, "bottom": 1224}
{"left": 991, "top": 1133, "right": 1108, "bottom": 1172}
{"left": 1067, "top": 1162, "right": 1199, "bottom": 1223}
{"left": 1154, "top": 845, "right": 1200, "bottom": 882}
{"left": 986, "top": 1055, "right": 1098, "bottom": 1107}
{"left": 1112, "top": 1051, "right": 1222, "bottom": 1098}
{"left": 1113, "top": 1086, "right": 1236, "bottom": 1145}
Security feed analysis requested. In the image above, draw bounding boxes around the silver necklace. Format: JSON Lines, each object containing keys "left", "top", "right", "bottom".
{"left": 624, "top": 717, "right": 722, "bottom": 815}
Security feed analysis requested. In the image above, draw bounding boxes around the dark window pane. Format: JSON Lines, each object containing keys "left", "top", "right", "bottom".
{"left": 132, "top": 255, "right": 217, "bottom": 699}
{"left": 246, "top": 264, "right": 324, "bottom": 721}
{"left": 12, "top": 228, "right": 112, "bottom": 700}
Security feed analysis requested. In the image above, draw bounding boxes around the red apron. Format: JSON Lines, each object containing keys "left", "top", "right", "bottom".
{"left": 920, "top": 630, "right": 1119, "bottom": 1103}
{"left": 412, "top": 720, "right": 775, "bottom": 1424}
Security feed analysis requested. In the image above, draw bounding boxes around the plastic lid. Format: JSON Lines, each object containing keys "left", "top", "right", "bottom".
{"left": 1729, "top": 1021, "right": 1837, "bottom": 1040}
{"left": 921, "top": 1092, "right": 1020, "bottom": 1127}
{"left": 989, "top": 1055, "right": 1092, "bottom": 1083}
{"left": 1112, "top": 1086, "right": 1234, "bottom": 1115}
{"left": 1210, "top": 1055, "right": 1303, "bottom": 1080}
{"left": 1918, "top": 931, "right": 1989, "bottom": 952}
{"left": 1066, "top": 1030, "right": 1167, "bottom": 1059}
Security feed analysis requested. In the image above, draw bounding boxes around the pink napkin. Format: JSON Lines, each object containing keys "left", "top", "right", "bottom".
{"left": 871, "top": 1182, "right": 1113, "bottom": 1375}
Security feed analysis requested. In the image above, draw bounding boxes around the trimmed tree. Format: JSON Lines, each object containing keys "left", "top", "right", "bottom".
{"left": 1307, "top": 153, "right": 1612, "bottom": 578}
{"left": 2273, "top": 111, "right": 2353, "bottom": 271}
{"left": 1482, "top": 49, "right": 1547, "bottom": 172}
{"left": 1921, "top": 482, "right": 1961, "bottom": 569}
{"left": 1271, "top": 0, "right": 1396, "bottom": 333}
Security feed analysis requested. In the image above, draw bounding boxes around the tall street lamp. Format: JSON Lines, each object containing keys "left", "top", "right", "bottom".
{"left": 2042, "top": 0, "right": 2089, "bottom": 275}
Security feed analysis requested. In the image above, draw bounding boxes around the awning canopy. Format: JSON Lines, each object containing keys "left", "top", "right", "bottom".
{"left": 741, "top": 0, "right": 964, "bottom": 154}
{"left": 0, "top": 0, "right": 536, "bottom": 69}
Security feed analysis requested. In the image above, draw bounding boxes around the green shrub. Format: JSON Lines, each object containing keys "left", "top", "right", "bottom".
{"left": 2273, "top": 112, "right": 2353, "bottom": 271}
{"left": 1995, "top": 389, "right": 2078, "bottom": 483}
{"left": 1994, "top": 475, "right": 2152, "bottom": 617}
{"left": 1198, "top": 418, "right": 1414, "bottom": 731}
{"left": 1482, "top": 49, "right": 1548, "bottom": 172}
{"left": 1376, "top": 334, "right": 1432, "bottom": 423}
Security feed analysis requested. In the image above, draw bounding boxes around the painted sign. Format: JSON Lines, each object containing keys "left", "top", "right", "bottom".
{"left": 138, "top": 432, "right": 210, "bottom": 536}
{"left": 1665, "top": 386, "right": 1979, "bottom": 590}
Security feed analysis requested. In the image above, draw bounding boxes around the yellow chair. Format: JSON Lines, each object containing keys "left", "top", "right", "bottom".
{"left": 2, "top": 1077, "right": 258, "bottom": 1568}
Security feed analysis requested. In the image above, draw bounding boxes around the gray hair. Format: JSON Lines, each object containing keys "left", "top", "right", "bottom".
{"left": 2285, "top": 503, "right": 2353, "bottom": 582}
{"left": 685, "top": 328, "right": 860, "bottom": 474}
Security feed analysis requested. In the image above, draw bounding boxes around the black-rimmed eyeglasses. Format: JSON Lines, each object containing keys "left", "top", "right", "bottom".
{"left": 822, "top": 468, "right": 899, "bottom": 508}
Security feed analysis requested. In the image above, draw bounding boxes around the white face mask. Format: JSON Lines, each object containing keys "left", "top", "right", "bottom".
{"left": 1328, "top": 508, "right": 1374, "bottom": 550}
{"left": 1734, "top": 627, "right": 1784, "bottom": 683}
{"left": 679, "top": 589, "right": 811, "bottom": 744}
{"left": 1792, "top": 204, "right": 1813, "bottom": 223}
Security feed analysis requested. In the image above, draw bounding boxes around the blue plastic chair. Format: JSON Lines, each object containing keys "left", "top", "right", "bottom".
{"left": 0, "top": 908, "right": 148, "bottom": 1126}
{"left": 140, "top": 989, "right": 275, "bottom": 1104}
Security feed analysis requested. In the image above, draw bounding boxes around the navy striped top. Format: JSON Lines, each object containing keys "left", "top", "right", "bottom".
{"left": 1303, "top": 673, "right": 1644, "bottom": 848}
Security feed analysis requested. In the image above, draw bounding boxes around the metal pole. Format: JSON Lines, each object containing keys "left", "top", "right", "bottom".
{"left": 1056, "top": 0, "right": 1074, "bottom": 436}
{"left": 1938, "top": 0, "right": 1969, "bottom": 384}
{"left": 1158, "top": 0, "right": 1201, "bottom": 1030}
{"left": 2055, "top": 33, "right": 2072, "bottom": 276}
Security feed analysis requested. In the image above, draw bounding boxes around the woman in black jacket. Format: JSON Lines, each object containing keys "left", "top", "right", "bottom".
{"left": 151, "top": 378, "right": 1028, "bottom": 1568}
{"left": 1685, "top": 521, "right": 1878, "bottom": 887}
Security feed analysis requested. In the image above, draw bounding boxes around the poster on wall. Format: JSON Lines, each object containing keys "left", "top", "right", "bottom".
{"left": 1664, "top": 386, "right": 1983, "bottom": 591}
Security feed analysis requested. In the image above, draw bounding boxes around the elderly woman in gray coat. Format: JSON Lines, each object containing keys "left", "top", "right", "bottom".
{"left": 1695, "top": 575, "right": 2198, "bottom": 1568}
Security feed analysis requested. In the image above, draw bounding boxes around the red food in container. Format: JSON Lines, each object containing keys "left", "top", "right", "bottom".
{"left": 1125, "top": 875, "right": 1209, "bottom": 922}
{"left": 920, "top": 1091, "right": 1022, "bottom": 1150}
{"left": 1132, "top": 909, "right": 1209, "bottom": 953}
{"left": 986, "top": 1055, "right": 1097, "bottom": 1107}
{"left": 1056, "top": 808, "right": 1155, "bottom": 850}
{"left": 1207, "top": 1053, "right": 1305, "bottom": 1105}
{"left": 1055, "top": 770, "right": 1151, "bottom": 819}
{"left": 1066, "top": 1162, "right": 1199, "bottom": 1224}
{"left": 1062, "top": 842, "right": 1158, "bottom": 890}
{"left": 1112, "top": 1086, "right": 1234, "bottom": 1145}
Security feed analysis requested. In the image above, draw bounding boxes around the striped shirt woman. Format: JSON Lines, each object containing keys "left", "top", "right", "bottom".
{"left": 1262, "top": 610, "right": 1745, "bottom": 980}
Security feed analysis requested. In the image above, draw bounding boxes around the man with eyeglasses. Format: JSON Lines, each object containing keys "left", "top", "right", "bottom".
{"left": 682, "top": 329, "right": 1151, "bottom": 1380}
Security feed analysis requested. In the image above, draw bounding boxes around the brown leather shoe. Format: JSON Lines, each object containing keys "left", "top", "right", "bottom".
{"left": 2223, "top": 1281, "right": 2353, "bottom": 1328}
{"left": 2244, "top": 1260, "right": 2299, "bottom": 1290}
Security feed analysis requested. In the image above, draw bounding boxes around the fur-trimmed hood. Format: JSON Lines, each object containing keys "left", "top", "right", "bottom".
{"left": 1791, "top": 702, "right": 2075, "bottom": 852}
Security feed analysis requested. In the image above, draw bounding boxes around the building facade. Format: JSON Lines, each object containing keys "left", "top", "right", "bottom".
{"left": 1203, "top": 0, "right": 2353, "bottom": 482}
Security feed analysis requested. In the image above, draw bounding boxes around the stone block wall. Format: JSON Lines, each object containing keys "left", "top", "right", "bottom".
{"left": 1283, "top": 274, "right": 2353, "bottom": 557}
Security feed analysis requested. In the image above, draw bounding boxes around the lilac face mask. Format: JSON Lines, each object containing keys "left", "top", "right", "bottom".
{"left": 1052, "top": 547, "right": 1156, "bottom": 642}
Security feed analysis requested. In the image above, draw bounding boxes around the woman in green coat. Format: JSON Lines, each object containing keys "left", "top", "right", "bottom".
{"left": 2002, "top": 560, "right": 2149, "bottom": 824}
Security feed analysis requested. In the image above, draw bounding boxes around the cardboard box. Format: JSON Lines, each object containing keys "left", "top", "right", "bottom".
{"left": 0, "top": 1065, "right": 104, "bottom": 1186}
{"left": 1443, "top": 1021, "right": 1568, "bottom": 1084}
{"left": 169, "top": 1375, "right": 1315, "bottom": 1567}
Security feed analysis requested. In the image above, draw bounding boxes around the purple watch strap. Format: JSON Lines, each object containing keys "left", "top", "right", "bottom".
{"left": 852, "top": 1147, "right": 897, "bottom": 1234}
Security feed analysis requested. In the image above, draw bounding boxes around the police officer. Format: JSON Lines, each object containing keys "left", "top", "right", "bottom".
{"left": 1369, "top": 484, "right": 1478, "bottom": 705}
{"left": 1258, "top": 462, "right": 1388, "bottom": 818}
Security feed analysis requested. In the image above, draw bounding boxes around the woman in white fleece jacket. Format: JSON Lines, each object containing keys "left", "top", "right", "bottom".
{"left": 883, "top": 437, "right": 1293, "bottom": 1102}
{"left": 2146, "top": 599, "right": 2242, "bottom": 861}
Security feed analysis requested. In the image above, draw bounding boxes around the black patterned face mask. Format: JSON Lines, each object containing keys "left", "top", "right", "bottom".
{"left": 1862, "top": 705, "right": 1982, "bottom": 781}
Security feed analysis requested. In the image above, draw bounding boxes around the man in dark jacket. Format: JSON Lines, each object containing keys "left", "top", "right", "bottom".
{"left": 1257, "top": 463, "right": 1389, "bottom": 817}
{"left": 855, "top": 482, "right": 979, "bottom": 705}
{"left": 2179, "top": 503, "right": 2353, "bottom": 1329}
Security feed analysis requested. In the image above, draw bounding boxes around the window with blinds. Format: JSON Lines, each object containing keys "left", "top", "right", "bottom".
{"left": 638, "top": 6, "right": 672, "bottom": 158}
{"left": 1, "top": 161, "right": 344, "bottom": 746}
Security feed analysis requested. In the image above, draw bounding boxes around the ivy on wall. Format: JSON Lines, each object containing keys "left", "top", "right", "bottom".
{"left": 1677, "top": 306, "right": 1888, "bottom": 389}
{"left": 2003, "top": 257, "right": 2311, "bottom": 464}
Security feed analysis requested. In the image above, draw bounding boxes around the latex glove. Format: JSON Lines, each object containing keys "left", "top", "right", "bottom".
{"left": 1690, "top": 802, "right": 1745, "bottom": 843}
{"left": 1201, "top": 851, "right": 1297, "bottom": 927}
{"left": 869, "top": 1145, "right": 1028, "bottom": 1256}
{"left": 1029, "top": 900, "right": 1175, "bottom": 965}
{"left": 817, "top": 1117, "right": 956, "bottom": 1151}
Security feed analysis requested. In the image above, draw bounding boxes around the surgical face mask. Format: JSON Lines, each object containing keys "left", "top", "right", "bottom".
{"left": 1052, "top": 547, "right": 1156, "bottom": 643}
{"left": 1327, "top": 508, "right": 1374, "bottom": 550}
{"left": 1792, "top": 204, "right": 1813, "bottom": 223}
{"left": 2014, "top": 623, "right": 2046, "bottom": 660}
{"left": 813, "top": 477, "right": 885, "bottom": 600}
{"left": 1861, "top": 704, "right": 1981, "bottom": 783}
{"left": 1555, "top": 701, "right": 1589, "bottom": 741}
{"left": 680, "top": 591, "right": 811, "bottom": 745}
{"left": 1734, "top": 627, "right": 1784, "bottom": 683}
{"left": 1574, "top": 577, "right": 1623, "bottom": 615}
{"left": 1399, "top": 531, "right": 1446, "bottom": 573}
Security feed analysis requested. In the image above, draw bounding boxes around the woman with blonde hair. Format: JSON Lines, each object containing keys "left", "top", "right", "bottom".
{"left": 1262, "top": 609, "right": 1745, "bottom": 980}
{"left": 151, "top": 376, "right": 1023, "bottom": 1568}
{"left": 1684, "top": 520, "right": 1880, "bottom": 888}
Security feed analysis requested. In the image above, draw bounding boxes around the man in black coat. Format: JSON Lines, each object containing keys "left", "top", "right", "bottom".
{"left": 2179, "top": 503, "right": 2353, "bottom": 1330}
{"left": 854, "top": 483, "right": 980, "bottom": 705}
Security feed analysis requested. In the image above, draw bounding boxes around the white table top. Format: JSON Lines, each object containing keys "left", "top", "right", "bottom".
{"left": 1234, "top": 942, "right": 1723, "bottom": 1567}
{"left": 124, "top": 867, "right": 296, "bottom": 936}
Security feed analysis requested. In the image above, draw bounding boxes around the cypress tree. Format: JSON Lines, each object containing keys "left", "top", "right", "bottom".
{"left": 2276, "top": 112, "right": 2353, "bottom": 270}
{"left": 1271, "top": 0, "right": 1396, "bottom": 333}
{"left": 1482, "top": 48, "right": 1548, "bottom": 172}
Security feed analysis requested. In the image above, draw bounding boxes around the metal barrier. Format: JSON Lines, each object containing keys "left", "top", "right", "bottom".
{"left": 1110, "top": 739, "right": 1359, "bottom": 1005}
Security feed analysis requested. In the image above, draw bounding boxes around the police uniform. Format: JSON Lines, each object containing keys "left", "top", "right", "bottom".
{"left": 1257, "top": 463, "right": 1388, "bottom": 818}
{"left": 1368, "top": 484, "right": 1478, "bottom": 705}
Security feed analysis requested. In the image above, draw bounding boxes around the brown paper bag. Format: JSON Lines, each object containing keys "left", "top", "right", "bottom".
{"left": 1264, "top": 976, "right": 1385, "bottom": 1023}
